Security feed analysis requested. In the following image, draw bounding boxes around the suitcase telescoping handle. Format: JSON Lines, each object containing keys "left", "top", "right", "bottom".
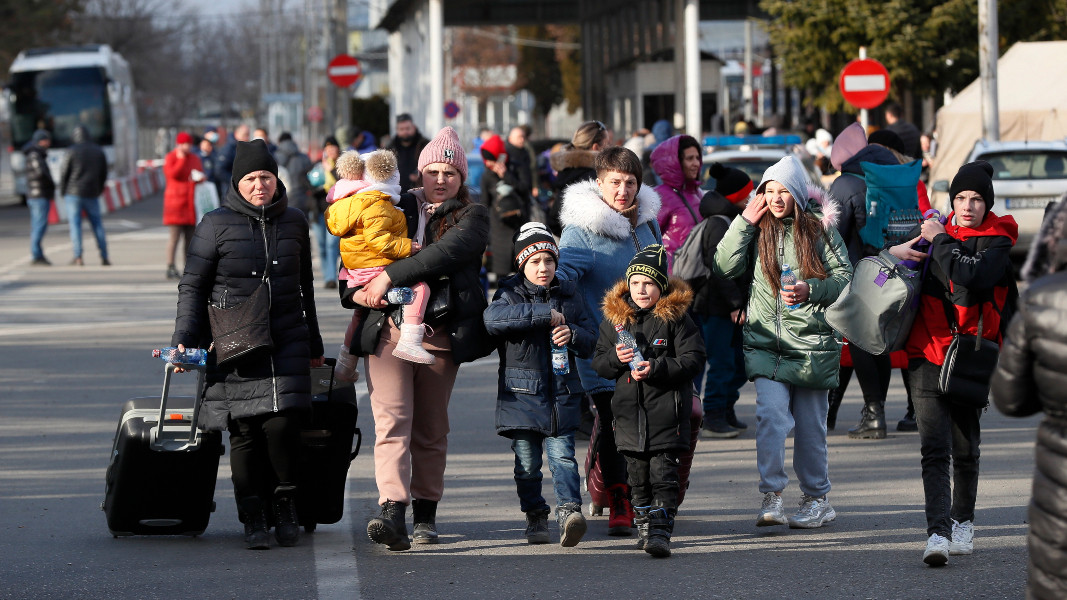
{"left": 154, "top": 362, "right": 206, "bottom": 451}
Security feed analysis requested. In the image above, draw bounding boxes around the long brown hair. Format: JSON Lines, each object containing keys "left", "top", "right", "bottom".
{"left": 757, "top": 204, "right": 828, "bottom": 295}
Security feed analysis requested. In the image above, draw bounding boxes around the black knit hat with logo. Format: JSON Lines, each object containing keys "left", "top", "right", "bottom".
{"left": 625, "top": 244, "right": 669, "bottom": 293}
{"left": 513, "top": 222, "right": 559, "bottom": 271}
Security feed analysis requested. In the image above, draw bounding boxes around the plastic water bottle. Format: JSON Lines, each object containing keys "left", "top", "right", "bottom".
{"left": 614, "top": 324, "right": 645, "bottom": 371}
{"left": 386, "top": 286, "right": 415, "bottom": 305}
{"left": 152, "top": 347, "right": 208, "bottom": 366}
{"left": 781, "top": 263, "right": 800, "bottom": 310}
{"left": 551, "top": 337, "right": 570, "bottom": 375}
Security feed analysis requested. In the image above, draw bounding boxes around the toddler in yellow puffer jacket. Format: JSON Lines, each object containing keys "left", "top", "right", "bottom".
{"left": 326, "top": 149, "right": 433, "bottom": 380}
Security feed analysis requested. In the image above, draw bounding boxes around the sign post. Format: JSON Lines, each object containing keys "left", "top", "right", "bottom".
{"left": 327, "top": 54, "right": 362, "bottom": 88}
{"left": 839, "top": 48, "right": 890, "bottom": 131}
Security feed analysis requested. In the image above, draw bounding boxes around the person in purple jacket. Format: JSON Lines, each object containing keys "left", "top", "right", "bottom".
{"left": 651, "top": 134, "right": 704, "bottom": 272}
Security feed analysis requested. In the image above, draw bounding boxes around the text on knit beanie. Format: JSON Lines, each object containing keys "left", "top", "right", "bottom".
{"left": 710, "top": 162, "right": 754, "bottom": 204}
{"left": 231, "top": 139, "right": 278, "bottom": 189}
{"left": 418, "top": 126, "right": 469, "bottom": 182}
{"left": 950, "top": 160, "right": 996, "bottom": 210}
{"left": 626, "top": 244, "right": 669, "bottom": 293}
{"left": 513, "top": 222, "right": 559, "bottom": 272}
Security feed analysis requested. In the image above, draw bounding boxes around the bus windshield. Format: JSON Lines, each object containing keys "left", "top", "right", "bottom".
{"left": 8, "top": 66, "right": 113, "bottom": 149}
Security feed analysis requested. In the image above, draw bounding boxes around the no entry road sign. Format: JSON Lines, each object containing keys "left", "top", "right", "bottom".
{"left": 328, "top": 54, "right": 362, "bottom": 88}
{"left": 839, "top": 58, "right": 891, "bottom": 110}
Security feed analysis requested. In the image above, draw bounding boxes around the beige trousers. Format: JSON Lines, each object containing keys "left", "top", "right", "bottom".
{"left": 365, "top": 321, "right": 459, "bottom": 505}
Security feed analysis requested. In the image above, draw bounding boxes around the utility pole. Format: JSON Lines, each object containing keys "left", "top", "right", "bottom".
{"left": 979, "top": 0, "right": 1000, "bottom": 141}
{"left": 743, "top": 19, "right": 753, "bottom": 123}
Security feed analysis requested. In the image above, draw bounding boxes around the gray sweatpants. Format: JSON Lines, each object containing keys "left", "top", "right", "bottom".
{"left": 754, "top": 377, "right": 831, "bottom": 498}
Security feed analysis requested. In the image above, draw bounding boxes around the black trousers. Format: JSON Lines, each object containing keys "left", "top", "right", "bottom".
{"left": 228, "top": 409, "right": 304, "bottom": 502}
{"left": 622, "top": 449, "right": 682, "bottom": 510}
{"left": 909, "top": 359, "right": 982, "bottom": 537}
{"left": 591, "top": 391, "right": 628, "bottom": 486}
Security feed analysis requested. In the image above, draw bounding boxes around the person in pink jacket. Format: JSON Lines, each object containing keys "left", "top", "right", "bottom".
{"left": 651, "top": 134, "right": 704, "bottom": 271}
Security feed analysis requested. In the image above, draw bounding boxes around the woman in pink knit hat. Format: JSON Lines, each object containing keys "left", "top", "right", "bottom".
{"left": 343, "top": 126, "right": 493, "bottom": 551}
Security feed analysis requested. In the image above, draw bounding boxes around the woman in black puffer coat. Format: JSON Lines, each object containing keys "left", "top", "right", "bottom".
{"left": 172, "top": 140, "right": 324, "bottom": 550}
{"left": 992, "top": 195, "right": 1067, "bottom": 598}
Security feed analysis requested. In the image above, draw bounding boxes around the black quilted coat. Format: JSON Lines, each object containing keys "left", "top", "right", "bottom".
{"left": 171, "top": 181, "right": 324, "bottom": 430}
{"left": 992, "top": 271, "right": 1067, "bottom": 599}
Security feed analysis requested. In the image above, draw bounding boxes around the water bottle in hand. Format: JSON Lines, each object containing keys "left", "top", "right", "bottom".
{"left": 614, "top": 324, "right": 645, "bottom": 371}
{"left": 385, "top": 287, "right": 415, "bottom": 305}
{"left": 153, "top": 347, "right": 207, "bottom": 366}
{"left": 781, "top": 263, "right": 800, "bottom": 310}
{"left": 551, "top": 336, "right": 570, "bottom": 375}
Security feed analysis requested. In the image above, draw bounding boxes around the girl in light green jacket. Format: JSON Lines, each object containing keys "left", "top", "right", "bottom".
{"left": 712, "top": 155, "right": 852, "bottom": 531}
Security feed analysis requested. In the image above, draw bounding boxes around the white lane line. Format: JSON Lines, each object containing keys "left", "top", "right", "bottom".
{"left": 314, "top": 378, "right": 369, "bottom": 600}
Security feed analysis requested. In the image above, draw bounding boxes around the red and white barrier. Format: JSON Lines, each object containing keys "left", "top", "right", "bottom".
{"left": 47, "top": 166, "right": 163, "bottom": 224}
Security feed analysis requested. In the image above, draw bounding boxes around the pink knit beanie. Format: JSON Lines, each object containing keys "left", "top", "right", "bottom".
{"left": 417, "top": 126, "right": 468, "bottom": 182}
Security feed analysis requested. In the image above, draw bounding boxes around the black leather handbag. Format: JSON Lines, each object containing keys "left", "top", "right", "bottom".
{"left": 208, "top": 247, "right": 273, "bottom": 365}
{"left": 937, "top": 303, "right": 999, "bottom": 409}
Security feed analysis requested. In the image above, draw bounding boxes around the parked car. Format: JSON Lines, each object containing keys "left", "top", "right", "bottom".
{"left": 700, "top": 135, "right": 822, "bottom": 193}
{"left": 932, "top": 139, "right": 1067, "bottom": 255}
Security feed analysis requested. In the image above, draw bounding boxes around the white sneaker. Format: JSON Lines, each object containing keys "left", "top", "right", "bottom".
{"left": 787, "top": 495, "right": 837, "bottom": 529}
{"left": 923, "top": 533, "right": 950, "bottom": 566}
{"left": 950, "top": 519, "right": 974, "bottom": 555}
{"left": 756, "top": 492, "right": 787, "bottom": 527}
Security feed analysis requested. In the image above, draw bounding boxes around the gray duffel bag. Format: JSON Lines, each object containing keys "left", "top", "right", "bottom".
{"left": 824, "top": 249, "right": 923, "bottom": 355}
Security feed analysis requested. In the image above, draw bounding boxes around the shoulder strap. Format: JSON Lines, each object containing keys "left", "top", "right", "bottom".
{"left": 672, "top": 188, "right": 700, "bottom": 225}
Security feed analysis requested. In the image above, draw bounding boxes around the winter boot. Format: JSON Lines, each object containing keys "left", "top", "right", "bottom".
{"left": 367, "top": 500, "right": 411, "bottom": 551}
{"left": 827, "top": 386, "right": 844, "bottom": 430}
{"left": 633, "top": 506, "right": 651, "bottom": 550}
{"left": 524, "top": 509, "right": 551, "bottom": 544}
{"left": 725, "top": 406, "right": 748, "bottom": 430}
{"left": 848, "top": 401, "right": 887, "bottom": 439}
{"left": 701, "top": 409, "right": 740, "bottom": 439}
{"left": 273, "top": 485, "right": 300, "bottom": 547}
{"left": 392, "top": 323, "right": 436, "bottom": 365}
{"left": 411, "top": 499, "right": 439, "bottom": 544}
{"left": 556, "top": 503, "right": 587, "bottom": 547}
{"left": 607, "top": 484, "right": 634, "bottom": 536}
{"left": 334, "top": 344, "right": 360, "bottom": 382}
{"left": 644, "top": 506, "right": 675, "bottom": 558}
{"left": 238, "top": 496, "right": 270, "bottom": 550}
{"left": 897, "top": 397, "right": 918, "bottom": 431}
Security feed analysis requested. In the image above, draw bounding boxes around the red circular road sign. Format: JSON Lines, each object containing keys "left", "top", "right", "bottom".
{"left": 839, "top": 58, "right": 891, "bottom": 109}
{"left": 327, "top": 54, "right": 362, "bottom": 88}
{"left": 444, "top": 100, "right": 460, "bottom": 119}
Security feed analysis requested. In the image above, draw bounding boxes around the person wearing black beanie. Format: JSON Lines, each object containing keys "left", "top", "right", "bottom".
{"left": 710, "top": 162, "right": 754, "bottom": 205}
{"left": 949, "top": 160, "right": 995, "bottom": 214}
{"left": 625, "top": 244, "right": 670, "bottom": 293}
{"left": 231, "top": 139, "right": 279, "bottom": 192}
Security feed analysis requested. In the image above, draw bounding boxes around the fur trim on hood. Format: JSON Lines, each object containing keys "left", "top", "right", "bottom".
{"left": 601, "top": 276, "right": 693, "bottom": 327}
{"left": 550, "top": 147, "right": 596, "bottom": 172}
{"left": 805, "top": 184, "right": 841, "bottom": 231}
{"left": 559, "top": 179, "right": 662, "bottom": 240}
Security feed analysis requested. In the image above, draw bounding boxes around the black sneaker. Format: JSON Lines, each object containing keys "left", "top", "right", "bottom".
{"left": 525, "top": 510, "right": 551, "bottom": 544}
{"left": 726, "top": 408, "right": 749, "bottom": 430}
{"left": 701, "top": 418, "right": 740, "bottom": 439}
{"left": 897, "top": 413, "right": 918, "bottom": 432}
{"left": 31, "top": 257, "right": 51, "bottom": 266}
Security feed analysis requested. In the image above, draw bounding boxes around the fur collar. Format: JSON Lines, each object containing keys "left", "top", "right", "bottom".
{"left": 804, "top": 185, "right": 841, "bottom": 231}
{"left": 550, "top": 148, "right": 596, "bottom": 172}
{"left": 559, "top": 179, "right": 662, "bottom": 240}
{"left": 601, "top": 277, "right": 693, "bottom": 326}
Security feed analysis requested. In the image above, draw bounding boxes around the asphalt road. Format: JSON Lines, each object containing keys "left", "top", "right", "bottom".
{"left": 0, "top": 195, "right": 1039, "bottom": 599}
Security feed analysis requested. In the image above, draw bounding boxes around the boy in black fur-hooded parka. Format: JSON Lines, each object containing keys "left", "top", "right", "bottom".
{"left": 592, "top": 244, "right": 705, "bottom": 558}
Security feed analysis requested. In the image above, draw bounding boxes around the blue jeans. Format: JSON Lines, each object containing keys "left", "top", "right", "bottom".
{"left": 700, "top": 314, "right": 747, "bottom": 414}
{"left": 754, "top": 377, "right": 831, "bottom": 497}
{"left": 310, "top": 212, "right": 340, "bottom": 282}
{"left": 511, "top": 431, "right": 581, "bottom": 513}
{"left": 27, "top": 197, "right": 50, "bottom": 260}
{"left": 65, "top": 195, "right": 108, "bottom": 260}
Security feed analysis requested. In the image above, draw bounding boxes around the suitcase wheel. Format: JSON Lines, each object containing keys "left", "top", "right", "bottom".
{"left": 588, "top": 502, "right": 603, "bottom": 517}
{"left": 304, "top": 522, "right": 317, "bottom": 533}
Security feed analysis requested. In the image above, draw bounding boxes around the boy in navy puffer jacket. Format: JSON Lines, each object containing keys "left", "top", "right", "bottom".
{"left": 483, "top": 222, "right": 599, "bottom": 547}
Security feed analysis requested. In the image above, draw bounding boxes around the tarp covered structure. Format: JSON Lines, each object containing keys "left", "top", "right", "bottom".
{"left": 931, "top": 41, "right": 1067, "bottom": 186}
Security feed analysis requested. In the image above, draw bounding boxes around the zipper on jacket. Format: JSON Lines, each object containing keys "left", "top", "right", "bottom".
{"left": 772, "top": 228, "right": 785, "bottom": 378}
{"left": 630, "top": 226, "right": 642, "bottom": 253}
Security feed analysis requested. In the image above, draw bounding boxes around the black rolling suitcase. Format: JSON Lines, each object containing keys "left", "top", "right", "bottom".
{"left": 102, "top": 363, "right": 223, "bottom": 537}
{"left": 297, "top": 358, "right": 362, "bottom": 531}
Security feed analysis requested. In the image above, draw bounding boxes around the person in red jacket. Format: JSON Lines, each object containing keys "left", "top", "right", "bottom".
{"left": 163, "top": 131, "right": 204, "bottom": 279}
{"left": 888, "top": 160, "right": 1018, "bottom": 567}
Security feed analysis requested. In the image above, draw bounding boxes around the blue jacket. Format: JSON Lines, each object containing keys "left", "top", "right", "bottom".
{"left": 484, "top": 274, "right": 599, "bottom": 437}
{"left": 556, "top": 178, "right": 662, "bottom": 394}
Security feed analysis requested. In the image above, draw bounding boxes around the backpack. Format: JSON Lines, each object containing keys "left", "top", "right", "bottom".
{"left": 854, "top": 159, "right": 923, "bottom": 254}
{"left": 672, "top": 214, "right": 731, "bottom": 283}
